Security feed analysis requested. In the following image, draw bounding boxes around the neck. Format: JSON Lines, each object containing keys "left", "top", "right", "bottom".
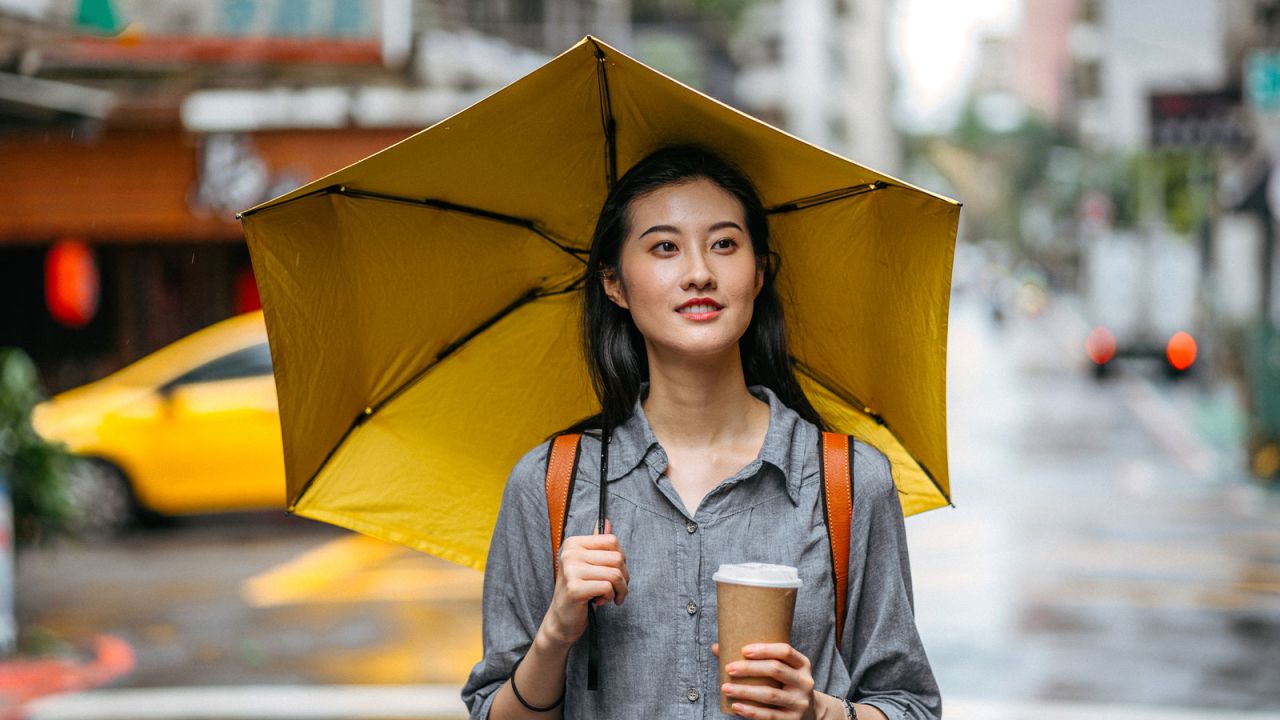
{"left": 641, "top": 344, "right": 767, "bottom": 450}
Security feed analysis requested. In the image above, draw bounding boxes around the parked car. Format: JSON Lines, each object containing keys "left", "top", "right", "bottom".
{"left": 32, "top": 311, "right": 284, "bottom": 536}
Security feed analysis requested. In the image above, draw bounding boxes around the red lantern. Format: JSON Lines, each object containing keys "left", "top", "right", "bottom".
{"left": 45, "top": 239, "right": 100, "bottom": 328}
{"left": 235, "top": 265, "right": 261, "bottom": 314}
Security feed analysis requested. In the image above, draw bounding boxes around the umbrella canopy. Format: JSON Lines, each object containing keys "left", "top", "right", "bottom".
{"left": 240, "top": 36, "right": 960, "bottom": 572}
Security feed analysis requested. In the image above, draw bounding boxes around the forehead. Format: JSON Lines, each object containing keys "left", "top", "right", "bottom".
{"left": 625, "top": 177, "right": 745, "bottom": 229}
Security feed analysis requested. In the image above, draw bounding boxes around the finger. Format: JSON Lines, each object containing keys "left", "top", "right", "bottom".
{"left": 592, "top": 517, "right": 612, "bottom": 535}
{"left": 566, "top": 549, "right": 627, "bottom": 575}
{"left": 569, "top": 579, "right": 616, "bottom": 605}
{"left": 725, "top": 659, "right": 812, "bottom": 692}
{"left": 570, "top": 565, "right": 628, "bottom": 605}
{"left": 568, "top": 533, "right": 621, "bottom": 551}
{"left": 743, "top": 643, "right": 810, "bottom": 670}
{"left": 722, "top": 683, "right": 798, "bottom": 714}
{"left": 563, "top": 543, "right": 628, "bottom": 588}
{"left": 725, "top": 659, "right": 789, "bottom": 684}
{"left": 711, "top": 642, "right": 719, "bottom": 657}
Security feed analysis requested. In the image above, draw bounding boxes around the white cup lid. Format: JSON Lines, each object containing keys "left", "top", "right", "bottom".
{"left": 713, "top": 562, "right": 802, "bottom": 588}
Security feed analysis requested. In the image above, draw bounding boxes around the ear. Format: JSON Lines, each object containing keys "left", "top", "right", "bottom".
{"left": 753, "top": 265, "right": 765, "bottom": 299}
{"left": 601, "top": 268, "right": 630, "bottom": 309}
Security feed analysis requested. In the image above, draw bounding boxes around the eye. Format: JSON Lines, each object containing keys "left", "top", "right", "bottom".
{"left": 712, "top": 238, "right": 738, "bottom": 250}
{"left": 652, "top": 240, "right": 678, "bottom": 254}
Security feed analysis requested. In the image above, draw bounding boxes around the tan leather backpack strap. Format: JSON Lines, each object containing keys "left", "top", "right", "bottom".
{"left": 545, "top": 433, "right": 582, "bottom": 582}
{"left": 820, "top": 431, "right": 854, "bottom": 644}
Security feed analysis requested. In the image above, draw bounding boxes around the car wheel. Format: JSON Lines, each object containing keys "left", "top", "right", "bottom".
{"left": 65, "top": 459, "right": 135, "bottom": 539}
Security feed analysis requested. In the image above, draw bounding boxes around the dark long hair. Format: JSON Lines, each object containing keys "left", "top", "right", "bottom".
{"left": 567, "top": 144, "right": 826, "bottom": 433}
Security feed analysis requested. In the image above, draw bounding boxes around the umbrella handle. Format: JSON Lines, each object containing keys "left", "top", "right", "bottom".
{"left": 586, "top": 424, "right": 610, "bottom": 692}
{"left": 597, "top": 423, "right": 609, "bottom": 533}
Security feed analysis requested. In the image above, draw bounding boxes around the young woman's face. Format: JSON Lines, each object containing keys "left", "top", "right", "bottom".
{"left": 602, "top": 177, "right": 764, "bottom": 361}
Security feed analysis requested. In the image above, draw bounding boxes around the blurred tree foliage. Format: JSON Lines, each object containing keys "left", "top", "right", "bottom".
{"left": 941, "top": 99, "right": 1070, "bottom": 252}
{"left": 0, "top": 348, "right": 72, "bottom": 547}
{"left": 632, "top": 0, "right": 756, "bottom": 24}
{"left": 1110, "top": 151, "right": 1205, "bottom": 236}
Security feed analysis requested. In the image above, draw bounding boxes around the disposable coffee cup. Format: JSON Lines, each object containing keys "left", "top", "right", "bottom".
{"left": 714, "top": 563, "right": 802, "bottom": 714}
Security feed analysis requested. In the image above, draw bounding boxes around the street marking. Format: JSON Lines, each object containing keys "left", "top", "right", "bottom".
{"left": 945, "top": 698, "right": 1280, "bottom": 720}
{"left": 24, "top": 685, "right": 466, "bottom": 719}
{"left": 241, "top": 534, "right": 482, "bottom": 607}
{"left": 24, "top": 687, "right": 1280, "bottom": 720}
{"left": 1116, "top": 375, "right": 1215, "bottom": 477}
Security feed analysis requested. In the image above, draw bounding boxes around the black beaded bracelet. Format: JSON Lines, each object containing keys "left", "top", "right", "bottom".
{"left": 510, "top": 655, "right": 565, "bottom": 712}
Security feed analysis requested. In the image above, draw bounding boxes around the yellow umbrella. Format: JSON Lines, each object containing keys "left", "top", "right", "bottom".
{"left": 239, "top": 36, "right": 960, "bottom": 572}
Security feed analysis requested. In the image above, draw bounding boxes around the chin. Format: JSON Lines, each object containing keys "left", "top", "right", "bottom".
{"left": 647, "top": 335, "right": 743, "bottom": 361}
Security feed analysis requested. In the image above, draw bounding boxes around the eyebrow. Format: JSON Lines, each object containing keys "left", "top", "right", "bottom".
{"left": 638, "top": 221, "right": 744, "bottom": 239}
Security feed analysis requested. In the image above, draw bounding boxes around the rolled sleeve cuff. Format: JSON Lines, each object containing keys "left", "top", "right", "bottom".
{"left": 858, "top": 697, "right": 940, "bottom": 720}
{"left": 466, "top": 683, "right": 501, "bottom": 720}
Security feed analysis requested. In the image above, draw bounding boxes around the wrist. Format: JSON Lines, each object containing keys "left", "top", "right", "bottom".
{"left": 813, "top": 692, "right": 846, "bottom": 720}
{"left": 533, "top": 620, "right": 576, "bottom": 656}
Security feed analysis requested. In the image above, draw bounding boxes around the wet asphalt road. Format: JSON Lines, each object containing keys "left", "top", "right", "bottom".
{"left": 912, "top": 295, "right": 1280, "bottom": 711}
{"left": 14, "top": 293, "right": 1280, "bottom": 711}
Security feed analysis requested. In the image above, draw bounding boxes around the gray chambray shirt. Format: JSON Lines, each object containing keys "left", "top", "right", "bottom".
{"left": 462, "top": 385, "right": 941, "bottom": 719}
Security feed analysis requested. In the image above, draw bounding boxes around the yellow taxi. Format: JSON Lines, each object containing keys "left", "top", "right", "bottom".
{"left": 33, "top": 311, "right": 285, "bottom": 535}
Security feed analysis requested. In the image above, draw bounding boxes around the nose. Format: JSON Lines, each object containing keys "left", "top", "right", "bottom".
{"left": 681, "top": 246, "right": 715, "bottom": 291}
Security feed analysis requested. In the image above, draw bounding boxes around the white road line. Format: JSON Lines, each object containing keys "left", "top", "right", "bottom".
{"left": 946, "top": 697, "right": 1280, "bottom": 720}
{"left": 24, "top": 685, "right": 468, "bottom": 720}
{"left": 23, "top": 687, "right": 1280, "bottom": 720}
{"left": 1116, "top": 375, "right": 1215, "bottom": 478}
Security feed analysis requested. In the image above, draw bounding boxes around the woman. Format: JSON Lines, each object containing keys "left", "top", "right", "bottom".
{"left": 462, "top": 145, "right": 940, "bottom": 719}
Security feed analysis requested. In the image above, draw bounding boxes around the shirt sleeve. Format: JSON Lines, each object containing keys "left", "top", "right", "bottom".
{"left": 461, "top": 440, "right": 557, "bottom": 720}
{"left": 841, "top": 441, "right": 942, "bottom": 720}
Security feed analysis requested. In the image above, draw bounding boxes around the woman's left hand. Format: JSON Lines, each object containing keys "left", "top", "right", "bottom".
{"left": 714, "top": 642, "right": 817, "bottom": 719}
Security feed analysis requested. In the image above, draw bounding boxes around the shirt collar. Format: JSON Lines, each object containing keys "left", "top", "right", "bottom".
{"left": 600, "top": 383, "right": 805, "bottom": 505}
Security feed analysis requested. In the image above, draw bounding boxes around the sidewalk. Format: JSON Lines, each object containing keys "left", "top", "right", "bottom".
{"left": 21, "top": 685, "right": 1280, "bottom": 720}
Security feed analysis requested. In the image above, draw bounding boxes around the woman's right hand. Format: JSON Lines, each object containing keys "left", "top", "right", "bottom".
{"left": 539, "top": 519, "right": 629, "bottom": 648}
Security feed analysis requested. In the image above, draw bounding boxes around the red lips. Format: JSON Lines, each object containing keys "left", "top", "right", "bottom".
{"left": 675, "top": 297, "right": 724, "bottom": 311}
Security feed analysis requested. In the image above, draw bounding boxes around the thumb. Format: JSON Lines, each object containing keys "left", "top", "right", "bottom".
{"left": 711, "top": 643, "right": 719, "bottom": 657}
{"left": 595, "top": 518, "right": 612, "bottom": 535}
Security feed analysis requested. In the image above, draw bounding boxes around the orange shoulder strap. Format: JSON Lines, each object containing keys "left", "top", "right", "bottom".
{"left": 820, "top": 432, "right": 854, "bottom": 644}
{"left": 545, "top": 433, "right": 582, "bottom": 581}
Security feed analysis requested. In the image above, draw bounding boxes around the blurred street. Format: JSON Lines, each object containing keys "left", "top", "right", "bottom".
{"left": 15, "top": 291, "right": 1280, "bottom": 717}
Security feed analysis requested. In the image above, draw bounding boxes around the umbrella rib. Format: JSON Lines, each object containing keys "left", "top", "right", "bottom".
{"left": 767, "top": 181, "right": 889, "bottom": 215}
{"left": 241, "top": 185, "right": 588, "bottom": 264}
{"left": 792, "top": 359, "right": 951, "bottom": 505}
{"left": 590, "top": 39, "right": 618, "bottom": 189}
{"left": 295, "top": 284, "right": 582, "bottom": 502}
{"left": 333, "top": 186, "right": 588, "bottom": 264}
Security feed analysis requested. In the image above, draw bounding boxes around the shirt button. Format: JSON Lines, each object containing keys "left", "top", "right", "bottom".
{"left": 686, "top": 600, "right": 698, "bottom": 615}
{"left": 687, "top": 688, "right": 700, "bottom": 702}
{"left": 686, "top": 521, "right": 698, "bottom": 533}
